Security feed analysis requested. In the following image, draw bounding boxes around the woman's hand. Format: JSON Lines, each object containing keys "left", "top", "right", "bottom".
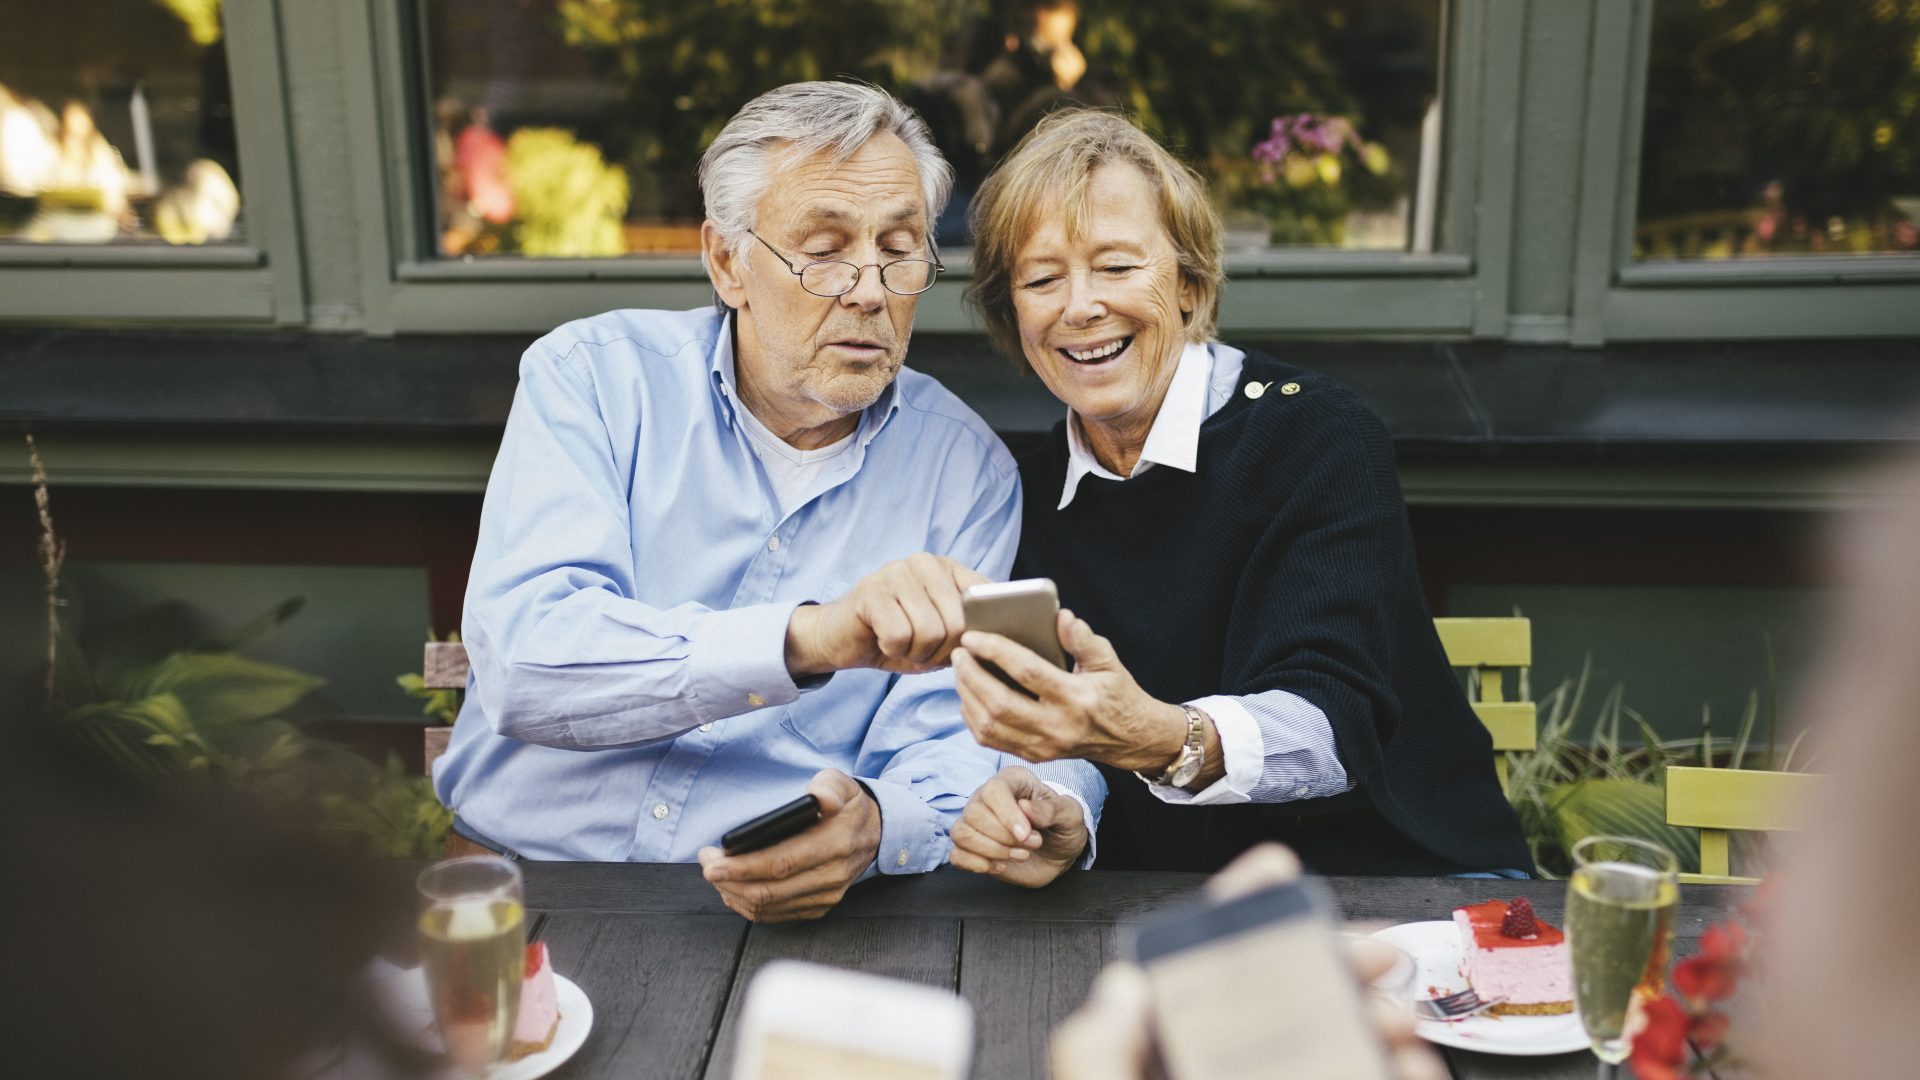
{"left": 952, "top": 609, "right": 1188, "bottom": 773}
{"left": 948, "top": 765, "right": 1088, "bottom": 889}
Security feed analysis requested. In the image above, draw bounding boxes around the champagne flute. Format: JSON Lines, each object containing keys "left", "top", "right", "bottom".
{"left": 1564, "top": 835, "right": 1680, "bottom": 1077}
{"left": 418, "top": 856, "right": 526, "bottom": 1077}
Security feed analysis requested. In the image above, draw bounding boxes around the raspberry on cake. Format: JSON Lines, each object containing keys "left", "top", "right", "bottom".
{"left": 509, "top": 942, "right": 562, "bottom": 1060}
{"left": 1454, "top": 898, "right": 1574, "bottom": 1017}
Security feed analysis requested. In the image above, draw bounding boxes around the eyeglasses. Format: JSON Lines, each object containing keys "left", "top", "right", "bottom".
{"left": 749, "top": 230, "right": 944, "bottom": 297}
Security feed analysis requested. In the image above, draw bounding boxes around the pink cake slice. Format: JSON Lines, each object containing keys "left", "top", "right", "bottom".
{"left": 1453, "top": 900, "right": 1574, "bottom": 1016}
{"left": 509, "top": 942, "right": 561, "bottom": 1060}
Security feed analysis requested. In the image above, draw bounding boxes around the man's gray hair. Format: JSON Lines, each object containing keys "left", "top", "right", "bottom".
{"left": 698, "top": 81, "right": 952, "bottom": 262}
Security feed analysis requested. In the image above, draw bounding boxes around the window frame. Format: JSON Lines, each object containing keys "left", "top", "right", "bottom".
{"left": 1570, "top": 0, "right": 1920, "bottom": 345}
{"left": 346, "top": 0, "right": 1524, "bottom": 338}
{"left": 0, "top": 2, "right": 307, "bottom": 325}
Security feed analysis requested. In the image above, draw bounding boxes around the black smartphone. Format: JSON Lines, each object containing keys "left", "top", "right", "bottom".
{"left": 721, "top": 794, "right": 823, "bottom": 855}
{"left": 1129, "top": 879, "right": 1393, "bottom": 1080}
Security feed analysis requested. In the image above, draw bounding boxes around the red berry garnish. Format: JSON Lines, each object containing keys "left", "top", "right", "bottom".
{"left": 1500, "top": 897, "right": 1539, "bottom": 939}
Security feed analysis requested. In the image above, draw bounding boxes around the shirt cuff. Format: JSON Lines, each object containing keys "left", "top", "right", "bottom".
{"left": 1144, "top": 697, "right": 1262, "bottom": 806}
{"left": 1042, "top": 781, "right": 1099, "bottom": 869}
{"left": 858, "top": 773, "right": 952, "bottom": 876}
{"left": 685, "top": 600, "right": 810, "bottom": 725}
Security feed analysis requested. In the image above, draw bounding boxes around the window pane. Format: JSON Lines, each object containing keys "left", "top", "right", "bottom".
{"left": 1636, "top": 0, "right": 1920, "bottom": 261}
{"left": 420, "top": 0, "right": 1443, "bottom": 259}
{"left": 0, "top": 1, "right": 243, "bottom": 247}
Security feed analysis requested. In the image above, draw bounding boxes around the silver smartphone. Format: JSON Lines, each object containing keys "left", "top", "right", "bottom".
{"left": 961, "top": 578, "right": 1068, "bottom": 692}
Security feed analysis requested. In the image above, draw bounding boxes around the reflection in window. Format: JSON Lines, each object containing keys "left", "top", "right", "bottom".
{"left": 0, "top": 1, "right": 242, "bottom": 247}
{"left": 1637, "top": 0, "right": 1920, "bottom": 261}
{"left": 420, "top": 0, "right": 1443, "bottom": 259}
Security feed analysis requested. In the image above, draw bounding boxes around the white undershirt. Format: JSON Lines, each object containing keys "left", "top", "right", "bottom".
{"left": 734, "top": 400, "right": 860, "bottom": 519}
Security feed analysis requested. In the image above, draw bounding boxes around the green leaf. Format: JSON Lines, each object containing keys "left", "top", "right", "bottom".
{"left": 1546, "top": 777, "right": 1700, "bottom": 875}
{"left": 112, "top": 653, "right": 323, "bottom": 728}
{"left": 1730, "top": 689, "right": 1759, "bottom": 770}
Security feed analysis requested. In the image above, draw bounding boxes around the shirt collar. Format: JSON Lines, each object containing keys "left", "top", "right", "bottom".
{"left": 1059, "top": 340, "right": 1214, "bottom": 510}
{"left": 709, "top": 312, "right": 900, "bottom": 445}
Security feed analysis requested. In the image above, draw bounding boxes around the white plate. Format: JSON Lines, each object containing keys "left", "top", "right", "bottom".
{"left": 368, "top": 960, "right": 595, "bottom": 1079}
{"left": 1369, "top": 921, "right": 1590, "bottom": 1057}
{"left": 494, "top": 975, "right": 593, "bottom": 1080}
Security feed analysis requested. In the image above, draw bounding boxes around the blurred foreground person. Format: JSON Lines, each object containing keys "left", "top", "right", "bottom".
{"left": 1756, "top": 452, "right": 1920, "bottom": 1078}
{"left": 1048, "top": 844, "right": 1445, "bottom": 1080}
{"left": 0, "top": 728, "right": 419, "bottom": 1080}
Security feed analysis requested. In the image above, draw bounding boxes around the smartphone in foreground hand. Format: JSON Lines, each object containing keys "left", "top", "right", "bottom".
{"left": 1129, "top": 879, "right": 1393, "bottom": 1080}
{"left": 722, "top": 795, "right": 822, "bottom": 855}
{"left": 732, "top": 960, "right": 972, "bottom": 1080}
{"left": 962, "top": 578, "right": 1068, "bottom": 693}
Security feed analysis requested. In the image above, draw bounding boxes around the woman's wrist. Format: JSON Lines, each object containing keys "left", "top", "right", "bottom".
{"left": 1128, "top": 700, "right": 1195, "bottom": 776}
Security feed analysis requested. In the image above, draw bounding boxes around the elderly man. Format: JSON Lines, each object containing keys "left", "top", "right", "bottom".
{"left": 434, "top": 81, "right": 1102, "bottom": 922}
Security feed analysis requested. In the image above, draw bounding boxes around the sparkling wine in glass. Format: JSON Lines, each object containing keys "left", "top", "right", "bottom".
{"left": 418, "top": 856, "right": 526, "bottom": 1076}
{"left": 1564, "top": 835, "right": 1679, "bottom": 1074}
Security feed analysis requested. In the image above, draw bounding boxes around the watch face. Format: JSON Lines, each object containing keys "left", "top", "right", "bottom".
{"left": 1168, "top": 752, "right": 1203, "bottom": 788}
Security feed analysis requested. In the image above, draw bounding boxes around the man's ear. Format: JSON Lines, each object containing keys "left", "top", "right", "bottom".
{"left": 703, "top": 220, "right": 749, "bottom": 310}
{"left": 1177, "top": 271, "right": 1197, "bottom": 326}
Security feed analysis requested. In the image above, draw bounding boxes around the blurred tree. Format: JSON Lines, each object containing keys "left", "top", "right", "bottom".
{"left": 1639, "top": 0, "right": 1920, "bottom": 255}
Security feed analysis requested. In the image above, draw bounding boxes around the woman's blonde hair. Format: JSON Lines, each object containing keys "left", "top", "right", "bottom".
{"left": 966, "top": 108, "right": 1224, "bottom": 363}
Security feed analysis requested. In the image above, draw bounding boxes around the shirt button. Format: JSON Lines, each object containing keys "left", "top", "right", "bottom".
{"left": 747, "top": 693, "right": 765, "bottom": 708}
{"left": 652, "top": 803, "right": 670, "bottom": 820}
{"left": 896, "top": 848, "right": 909, "bottom": 868}
{"left": 698, "top": 722, "right": 714, "bottom": 733}
{"left": 767, "top": 535, "right": 780, "bottom": 551}
{"left": 1292, "top": 785, "right": 1309, "bottom": 798}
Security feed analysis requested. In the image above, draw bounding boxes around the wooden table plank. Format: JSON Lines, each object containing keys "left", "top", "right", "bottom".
{"left": 960, "top": 919, "right": 1119, "bottom": 1080}
{"left": 533, "top": 912, "right": 746, "bottom": 1080}
{"left": 1444, "top": 1049, "right": 1601, "bottom": 1080}
{"left": 702, "top": 917, "right": 962, "bottom": 1080}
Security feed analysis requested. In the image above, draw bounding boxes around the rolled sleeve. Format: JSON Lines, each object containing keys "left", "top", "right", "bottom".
{"left": 1145, "top": 692, "right": 1352, "bottom": 806}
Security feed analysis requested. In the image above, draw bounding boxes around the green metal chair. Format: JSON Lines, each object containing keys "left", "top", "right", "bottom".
{"left": 1434, "top": 617, "right": 1538, "bottom": 793}
{"left": 1664, "top": 765, "right": 1816, "bottom": 885}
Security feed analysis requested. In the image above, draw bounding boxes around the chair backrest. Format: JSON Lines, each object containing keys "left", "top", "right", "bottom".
{"left": 1664, "top": 765, "right": 1816, "bottom": 885}
{"left": 1433, "top": 617, "right": 1538, "bottom": 793}
{"left": 424, "top": 641, "right": 471, "bottom": 691}
{"left": 421, "top": 642, "right": 470, "bottom": 776}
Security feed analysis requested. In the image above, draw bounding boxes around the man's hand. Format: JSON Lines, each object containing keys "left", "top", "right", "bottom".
{"left": 948, "top": 765, "right": 1088, "bottom": 889}
{"left": 697, "top": 770, "right": 882, "bottom": 923}
{"left": 785, "top": 554, "right": 989, "bottom": 677}
{"left": 1049, "top": 845, "right": 1447, "bottom": 1080}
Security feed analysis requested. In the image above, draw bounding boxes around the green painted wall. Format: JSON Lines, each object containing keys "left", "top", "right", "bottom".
{"left": 54, "top": 560, "right": 431, "bottom": 720}
{"left": 1446, "top": 582, "right": 1828, "bottom": 750}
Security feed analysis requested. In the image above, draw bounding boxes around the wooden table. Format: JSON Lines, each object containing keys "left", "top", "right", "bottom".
{"left": 523, "top": 863, "right": 1743, "bottom": 1080}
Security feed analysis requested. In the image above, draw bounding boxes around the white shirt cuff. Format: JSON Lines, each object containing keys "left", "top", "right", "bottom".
{"left": 684, "top": 599, "right": 809, "bottom": 724}
{"left": 1043, "top": 781, "right": 1099, "bottom": 869}
{"left": 1144, "top": 696, "right": 1263, "bottom": 806}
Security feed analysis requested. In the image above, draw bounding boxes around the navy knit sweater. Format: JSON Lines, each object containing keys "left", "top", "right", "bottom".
{"left": 1014, "top": 350, "right": 1534, "bottom": 875}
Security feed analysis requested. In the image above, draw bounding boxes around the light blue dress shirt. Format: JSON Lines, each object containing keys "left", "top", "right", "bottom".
{"left": 434, "top": 306, "right": 1104, "bottom": 868}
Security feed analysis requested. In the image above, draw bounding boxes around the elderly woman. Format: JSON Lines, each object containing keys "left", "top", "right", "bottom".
{"left": 946, "top": 109, "right": 1531, "bottom": 882}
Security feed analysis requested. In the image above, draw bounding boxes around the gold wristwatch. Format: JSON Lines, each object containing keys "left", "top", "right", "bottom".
{"left": 1140, "top": 704, "right": 1207, "bottom": 788}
